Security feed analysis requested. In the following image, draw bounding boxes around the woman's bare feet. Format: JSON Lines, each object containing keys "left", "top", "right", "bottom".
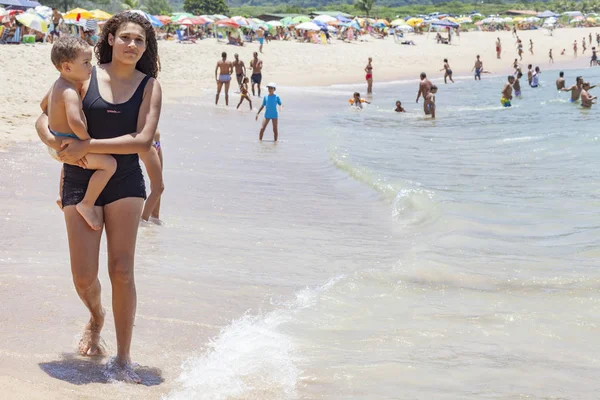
{"left": 76, "top": 203, "right": 103, "bottom": 231}
{"left": 105, "top": 357, "right": 142, "bottom": 384}
{"left": 78, "top": 310, "right": 105, "bottom": 356}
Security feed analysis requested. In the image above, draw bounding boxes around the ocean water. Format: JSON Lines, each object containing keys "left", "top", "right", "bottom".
{"left": 164, "top": 69, "right": 600, "bottom": 399}
{"left": 2, "top": 67, "right": 600, "bottom": 399}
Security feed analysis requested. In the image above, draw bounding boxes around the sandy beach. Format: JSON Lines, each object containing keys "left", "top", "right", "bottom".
{"left": 0, "top": 27, "right": 596, "bottom": 149}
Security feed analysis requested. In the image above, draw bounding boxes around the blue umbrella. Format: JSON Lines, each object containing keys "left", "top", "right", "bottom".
{"left": 337, "top": 15, "right": 351, "bottom": 23}
{"left": 430, "top": 19, "right": 459, "bottom": 28}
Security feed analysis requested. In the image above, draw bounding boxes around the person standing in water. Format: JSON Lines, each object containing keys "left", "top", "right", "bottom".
{"left": 365, "top": 57, "right": 373, "bottom": 95}
{"left": 501, "top": 75, "right": 515, "bottom": 107}
{"left": 215, "top": 52, "right": 233, "bottom": 106}
{"left": 256, "top": 82, "right": 282, "bottom": 141}
{"left": 473, "top": 55, "right": 483, "bottom": 80}
{"left": 440, "top": 58, "right": 454, "bottom": 84}
{"left": 424, "top": 85, "right": 437, "bottom": 119}
{"left": 531, "top": 66, "right": 540, "bottom": 88}
{"left": 561, "top": 76, "right": 585, "bottom": 102}
{"left": 232, "top": 53, "right": 246, "bottom": 92}
{"left": 250, "top": 51, "right": 263, "bottom": 97}
{"left": 581, "top": 82, "right": 597, "bottom": 108}
{"left": 591, "top": 47, "right": 597, "bottom": 67}
{"left": 556, "top": 71, "right": 565, "bottom": 90}
{"left": 35, "top": 11, "right": 163, "bottom": 383}
{"left": 527, "top": 64, "right": 533, "bottom": 86}
{"left": 513, "top": 71, "right": 523, "bottom": 99}
{"left": 416, "top": 72, "right": 433, "bottom": 116}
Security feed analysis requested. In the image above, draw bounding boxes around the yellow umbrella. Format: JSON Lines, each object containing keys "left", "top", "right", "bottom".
{"left": 376, "top": 18, "right": 389, "bottom": 26}
{"left": 89, "top": 9, "right": 112, "bottom": 20}
{"left": 513, "top": 17, "right": 524, "bottom": 22}
{"left": 391, "top": 18, "right": 405, "bottom": 26}
{"left": 15, "top": 12, "right": 48, "bottom": 33}
{"left": 64, "top": 8, "right": 93, "bottom": 20}
{"left": 406, "top": 17, "right": 423, "bottom": 27}
{"left": 587, "top": 17, "right": 596, "bottom": 22}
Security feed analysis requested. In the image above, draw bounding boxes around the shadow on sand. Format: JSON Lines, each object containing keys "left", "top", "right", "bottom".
{"left": 39, "top": 353, "right": 164, "bottom": 386}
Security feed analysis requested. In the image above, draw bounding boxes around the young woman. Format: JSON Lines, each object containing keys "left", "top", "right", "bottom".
{"left": 365, "top": 57, "right": 373, "bottom": 95}
{"left": 35, "top": 11, "right": 162, "bottom": 383}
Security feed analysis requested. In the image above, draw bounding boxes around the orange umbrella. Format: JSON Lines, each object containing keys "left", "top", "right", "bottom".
{"left": 156, "top": 15, "right": 171, "bottom": 24}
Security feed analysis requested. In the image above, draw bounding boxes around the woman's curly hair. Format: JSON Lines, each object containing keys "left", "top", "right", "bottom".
{"left": 94, "top": 11, "right": 160, "bottom": 78}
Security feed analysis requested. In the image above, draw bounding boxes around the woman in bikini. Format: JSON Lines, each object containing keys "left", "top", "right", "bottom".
{"left": 440, "top": 58, "right": 454, "bottom": 84}
{"left": 365, "top": 57, "right": 373, "bottom": 95}
{"left": 35, "top": 11, "right": 162, "bottom": 383}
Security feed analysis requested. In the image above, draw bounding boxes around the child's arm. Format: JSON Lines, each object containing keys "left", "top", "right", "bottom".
{"left": 255, "top": 105, "right": 265, "bottom": 120}
{"left": 40, "top": 88, "right": 50, "bottom": 112}
{"left": 63, "top": 88, "right": 90, "bottom": 140}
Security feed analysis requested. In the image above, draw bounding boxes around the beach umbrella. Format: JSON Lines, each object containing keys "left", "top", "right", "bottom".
{"left": 513, "top": 17, "right": 524, "bottom": 22}
{"left": 430, "top": 19, "right": 459, "bottom": 28}
{"left": 171, "top": 12, "right": 193, "bottom": 21}
{"left": 376, "top": 18, "right": 390, "bottom": 26}
{"left": 215, "top": 18, "right": 239, "bottom": 28}
{"left": 396, "top": 24, "right": 413, "bottom": 32}
{"left": 457, "top": 17, "right": 472, "bottom": 23}
{"left": 16, "top": 12, "right": 48, "bottom": 33}
{"left": 406, "top": 17, "right": 423, "bottom": 27}
{"left": 212, "top": 14, "right": 228, "bottom": 20}
{"left": 64, "top": 8, "right": 92, "bottom": 20}
{"left": 544, "top": 17, "right": 557, "bottom": 25}
{"left": 266, "top": 20, "right": 281, "bottom": 28}
{"left": 280, "top": 16, "right": 293, "bottom": 26}
{"left": 89, "top": 9, "right": 112, "bottom": 20}
{"left": 156, "top": 15, "right": 171, "bottom": 24}
{"left": 231, "top": 16, "right": 249, "bottom": 26}
{"left": 314, "top": 15, "right": 337, "bottom": 23}
{"left": 337, "top": 15, "right": 351, "bottom": 23}
{"left": 390, "top": 18, "right": 405, "bottom": 26}
{"left": 295, "top": 21, "right": 320, "bottom": 31}
{"left": 503, "top": 17, "right": 513, "bottom": 23}
{"left": 33, "top": 5, "right": 52, "bottom": 19}
{"left": 524, "top": 16, "right": 540, "bottom": 23}
{"left": 292, "top": 15, "right": 311, "bottom": 24}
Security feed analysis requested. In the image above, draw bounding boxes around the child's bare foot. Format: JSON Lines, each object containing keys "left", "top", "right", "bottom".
{"left": 76, "top": 203, "right": 102, "bottom": 230}
{"left": 78, "top": 311, "right": 105, "bottom": 356}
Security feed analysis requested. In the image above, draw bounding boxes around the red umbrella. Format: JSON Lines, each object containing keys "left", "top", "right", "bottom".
{"left": 179, "top": 17, "right": 207, "bottom": 25}
{"left": 216, "top": 18, "right": 239, "bottom": 28}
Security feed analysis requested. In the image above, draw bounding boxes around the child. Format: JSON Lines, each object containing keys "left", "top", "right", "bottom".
{"left": 256, "top": 82, "right": 282, "bottom": 141}
{"left": 394, "top": 100, "right": 406, "bottom": 112}
{"left": 236, "top": 77, "right": 252, "bottom": 110}
{"left": 501, "top": 75, "right": 515, "bottom": 107}
{"left": 46, "top": 36, "right": 116, "bottom": 231}
{"left": 349, "top": 92, "right": 370, "bottom": 109}
{"left": 424, "top": 85, "right": 437, "bottom": 119}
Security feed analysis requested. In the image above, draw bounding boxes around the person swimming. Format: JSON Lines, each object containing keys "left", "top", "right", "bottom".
{"left": 394, "top": 100, "right": 406, "bottom": 112}
{"left": 349, "top": 92, "right": 370, "bottom": 109}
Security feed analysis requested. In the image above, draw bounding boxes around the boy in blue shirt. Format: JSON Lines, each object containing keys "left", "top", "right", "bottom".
{"left": 256, "top": 82, "right": 282, "bottom": 141}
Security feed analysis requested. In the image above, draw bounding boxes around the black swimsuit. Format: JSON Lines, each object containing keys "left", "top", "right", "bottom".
{"left": 62, "top": 67, "right": 148, "bottom": 207}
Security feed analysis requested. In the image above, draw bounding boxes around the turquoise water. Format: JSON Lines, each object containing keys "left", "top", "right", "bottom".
{"left": 2, "top": 67, "right": 600, "bottom": 399}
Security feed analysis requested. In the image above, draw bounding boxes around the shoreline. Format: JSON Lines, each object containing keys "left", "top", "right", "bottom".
{"left": 1, "top": 28, "right": 598, "bottom": 149}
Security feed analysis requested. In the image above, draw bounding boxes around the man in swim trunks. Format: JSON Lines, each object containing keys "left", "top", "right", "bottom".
{"left": 250, "top": 52, "right": 263, "bottom": 97}
{"left": 472, "top": 55, "right": 483, "bottom": 81}
{"left": 233, "top": 53, "right": 246, "bottom": 92}
{"left": 501, "top": 75, "right": 515, "bottom": 107}
{"left": 415, "top": 72, "right": 433, "bottom": 116}
{"left": 581, "top": 82, "right": 598, "bottom": 108}
{"left": 561, "top": 76, "right": 585, "bottom": 102}
{"left": 556, "top": 71, "right": 565, "bottom": 90}
{"left": 215, "top": 51, "right": 233, "bottom": 106}
{"left": 527, "top": 64, "right": 533, "bottom": 86}
{"left": 49, "top": 8, "right": 63, "bottom": 44}
{"left": 513, "top": 71, "right": 523, "bottom": 98}
{"left": 257, "top": 27, "right": 265, "bottom": 53}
